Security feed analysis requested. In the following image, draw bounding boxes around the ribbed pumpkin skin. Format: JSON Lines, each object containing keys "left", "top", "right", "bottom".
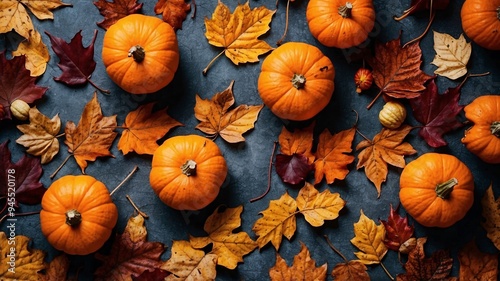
{"left": 150, "top": 135, "right": 228, "bottom": 211}
{"left": 102, "top": 14, "right": 179, "bottom": 94}
{"left": 40, "top": 175, "right": 118, "bottom": 255}
{"left": 399, "top": 153, "right": 474, "bottom": 228}
{"left": 257, "top": 42, "right": 335, "bottom": 121}
{"left": 461, "top": 0, "right": 500, "bottom": 50}
{"left": 462, "top": 95, "right": 500, "bottom": 164}
{"left": 306, "top": 0, "right": 375, "bottom": 48}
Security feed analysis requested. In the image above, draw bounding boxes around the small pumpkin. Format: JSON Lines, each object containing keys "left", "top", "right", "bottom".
{"left": 461, "top": 95, "right": 500, "bottom": 164}
{"left": 102, "top": 14, "right": 179, "bottom": 94}
{"left": 40, "top": 175, "right": 118, "bottom": 255}
{"left": 150, "top": 135, "right": 228, "bottom": 210}
{"left": 461, "top": 0, "right": 500, "bottom": 50}
{"left": 10, "top": 99, "right": 30, "bottom": 121}
{"left": 379, "top": 101, "right": 406, "bottom": 129}
{"left": 399, "top": 153, "right": 474, "bottom": 228}
{"left": 354, "top": 67, "right": 373, "bottom": 93}
{"left": 257, "top": 42, "right": 335, "bottom": 121}
{"left": 306, "top": 0, "right": 376, "bottom": 49}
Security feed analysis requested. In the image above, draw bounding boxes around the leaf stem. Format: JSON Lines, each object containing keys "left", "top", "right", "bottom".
{"left": 87, "top": 77, "right": 110, "bottom": 95}
{"left": 250, "top": 141, "right": 278, "bottom": 203}
{"left": 55, "top": 133, "right": 65, "bottom": 138}
{"left": 380, "top": 261, "right": 395, "bottom": 280}
{"left": 110, "top": 165, "right": 138, "bottom": 196}
{"left": 276, "top": 0, "right": 291, "bottom": 45}
{"left": 356, "top": 128, "right": 371, "bottom": 142}
{"left": 0, "top": 211, "right": 40, "bottom": 224}
{"left": 126, "top": 194, "right": 149, "bottom": 218}
{"left": 50, "top": 154, "right": 72, "bottom": 179}
{"left": 402, "top": 11, "right": 435, "bottom": 49}
{"left": 366, "top": 89, "right": 383, "bottom": 109}
{"left": 324, "top": 235, "right": 348, "bottom": 262}
{"left": 203, "top": 50, "right": 225, "bottom": 76}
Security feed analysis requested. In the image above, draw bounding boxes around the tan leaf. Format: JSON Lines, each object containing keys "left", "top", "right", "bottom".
{"left": 269, "top": 242, "right": 327, "bottom": 281}
{"left": 431, "top": 31, "right": 471, "bottom": 80}
{"left": 12, "top": 30, "right": 50, "bottom": 76}
{"left": 163, "top": 240, "right": 217, "bottom": 281}
{"left": 37, "top": 254, "right": 70, "bottom": 281}
{"left": 296, "top": 182, "right": 345, "bottom": 227}
{"left": 189, "top": 205, "right": 257, "bottom": 269}
{"left": 0, "top": 232, "right": 46, "bottom": 280}
{"left": 331, "top": 260, "right": 370, "bottom": 281}
{"left": 481, "top": 183, "right": 500, "bottom": 251}
{"left": 350, "top": 210, "right": 388, "bottom": 265}
{"left": 458, "top": 240, "right": 498, "bottom": 280}
{"left": 278, "top": 122, "right": 315, "bottom": 162}
{"left": 16, "top": 107, "right": 61, "bottom": 164}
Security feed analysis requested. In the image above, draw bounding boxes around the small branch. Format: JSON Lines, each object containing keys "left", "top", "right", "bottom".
{"left": 110, "top": 165, "right": 139, "bottom": 196}
{"left": 203, "top": 50, "right": 225, "bottom": 76}
{"left": 126, "top": 194, "right": 149, "bottom": 218}
{"left": 402, "top": 11, "right": 435, "bottom": 49}
{"left": 393, "top": 4, "right": 418, "bottom": 21}
{"left": 366, "top": 89, "right": 384, "bottom": 109}
{"left": 324, "top": 235, "right": 348, "bottom": 262}
{"left": 0, "top": 211, "right": 40, "bottom": 224}
{"left": 191, "top": 0, "right": 196, "bottom": 18}
{"left": 276, "top": 0, "right": 291, "bottom": 45}
{"left": 356, "top": 128, "right": 371, "bottom": 142}
{"left": 459, "top": 72, "right": 490, "bottom": 89}
{"left": 87, "top": 77, "right": 111, "bottom": 95}
{"left": 380, "top": 261, "right": 395, "bottom": 280}
{"left": 250, "top": 141, "right": 278, "bottom": 203}
{"left": 50, "top": 154, "right": 72, "bottom": 179}
{"left": 55, "top": 133, "right": 65, "bottom": 138}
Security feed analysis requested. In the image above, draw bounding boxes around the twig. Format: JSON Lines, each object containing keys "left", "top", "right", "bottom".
{"left": 402, "top": 11, "right": 435, "bottom": 49}
{"left": 324, "top": 235, "right": 348, "bottom": 262}
{"left": 191, "top": 0, "right": 196, "bottom": 19}
{"left": 50, "top": 154, "right": 72, "bottom": 179}
{"left": 126, "top": 194, "right": 149, "bottom": 218}
{"left": 87, "top": 77, "right": 110, "bottom": 95}
{"left": 250, "top": 141, "right": 278, "bottom": 203}
{"left": 276, "top": 0, "right": 291, "bottom": 45}
{"left": 366, "top": 89, "right": 383, "bottom": 109}
{"left": 55, "top": 133, "right": 65, "bottom": 138}
{"left": 356, "top": 128, "right": 371, "bottom": 142}
{"left": 110, "top": 165, "right": 139, "bottom": 196}
{"left": 380, "top": 261, "right": 395, "bottom": 280}
{"left": 0, "top": 211, "right": 40, "bottom": 224}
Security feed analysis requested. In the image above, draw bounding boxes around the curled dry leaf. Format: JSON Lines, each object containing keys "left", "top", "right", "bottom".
{"left": 431, "top": 31, "right": 471, "bottom": 80}
{"left": 94, "top": 0, "right": 143, "bottom": 30}
{"left": 481, "top": 183, "right": 500, "bottom": 251}
{"left": 12, "top": 30, "right": 50, "bottom": 77}
{"left": 162, "top": 240, "right": 217, "bottom": 281}
{"left": 0, "top": 232, "right": 45, "bottom": 280}
{"left": 269, "top": 242, "right": 327, "bottom": 281}
{"left": 154, "top": 0, "right": 191, "bottom": 30}
{"left": 350, "top": 210, "right": 388, "bottom": 265}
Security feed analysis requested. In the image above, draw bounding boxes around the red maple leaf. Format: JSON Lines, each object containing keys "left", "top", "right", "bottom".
{"left": 94, "top": 0, "right": 143, "bottom": 30}
{"left": 380, "top": 204, "right": 414, "bottom": 252}
{"left": 275, "top": 153, "right": 314, "bottom": 185}
{"left": 409, "top": 79, "right": 464, "bottom": 148}
{"left": 132, "top": 268, "right": 170, "bottom": 281}
{"left": 0, "top": 53, "right": 47, "bottom": 120}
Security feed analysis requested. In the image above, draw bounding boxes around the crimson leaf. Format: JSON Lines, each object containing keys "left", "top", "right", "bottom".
{"left": 132, "top": 269, "right": 170, "bottom": 281}
{"left": 275, "top": 153, "right": 313, "bottom": 185}
{"left": 94, "top": 0, "right": 143, "bottom": 30}
{"left": 380, "top": 204, "right": 414, "bottom": 252}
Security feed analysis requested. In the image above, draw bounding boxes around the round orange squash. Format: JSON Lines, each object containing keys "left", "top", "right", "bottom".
{"left": 257, "top": 42, "right": 335, "bottom": 121}
{"left": 399, "top": 153, "right": 474, "bottom": 228}
{"left": 102, "top": 14, "right": 179, "bottom": 94}
{"left": 306, "top": 0, "right": 376, "bottom": 49}
{"left": 461, "top": 0, "right": 500, "bottom": 50}
{"left": 150, "top": 135, "right": 228, "bottom": 210}
{"left": 40, "top": 175, "right": 118, "bottom": 255}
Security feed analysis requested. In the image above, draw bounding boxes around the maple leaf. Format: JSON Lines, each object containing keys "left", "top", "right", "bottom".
{"left": 94, "top": 0, "right": 143, "bottom": 30}
{"left": 0, "top": 52, "right": 47, "bottom": 120}
{"left": 63, "top": 92, "right": 117, "bottom": 174}
{"left": 269, "top": 242, "right": 327, "bottom": 281}
{"left": 162, "top": 240, "right": 217, "bottom": 281}
{"left": 275, "top": 154, "right": 314, "bottom": 185}
{"left": 154, "top": 0, "right": 190, "bottom": 30}
{"left": 95, "top": 214, "right": 166, "bottom": 280}
{"left": 0, "top": 232, "right": 45, "bottom": 280}
{"left": 16, "top": 107, "right": 61, "bottom": 164}
{"left": 37, "top": 254, "right": 70, "bottom": 281}
{"left": 380, "top": 204, "right": 414, "bottom": 252}
{"left": 296, "top": 182, "right": 345, "bottom": 227}
{"left": 331, "top": 260, "right": 370, "bottom": 281}
{"left": 457, "top": 240, "right": 498, "bottom": 280}
{"left": 203, "top": 1, "right": 275, "bottom": 74}
{"left": 118, "top": 103, "right": 182, "bottom": 155}
{"left": 0, "top": 0, "right": 71, "bottom": 40}
{"left": 395, "top": 0, "right": 450, "bottom": 20}
{"left": 356, "top": 125, "right": 417, "bottom": 197}
{"left": 431, "top": 31, "right": 471, "bottom": 80}
{"left": 12, "top": 30, "right": 50, "bottom": 77}
{"left": 194, "top": 80, "right": 263, "bottom": 143}
{"left": 350, "top": 210, "right": 388, "bottom": 265}
{"left": 409, "top": 79, "right": 464, "bottom": 148}
{"left": 189, "top": 205, "right": 257, "bottom": 269}
{"left": 481, "top": 183, "right": 500, "bottom": 251}
{"left": 314, "top": 127, "right": 356, "bottom": 184}
{"left": 397, "top": 237, "right": 455, "bottom": 281}
{"left": 132, "top": 268, "right": 170, "bottom": 281}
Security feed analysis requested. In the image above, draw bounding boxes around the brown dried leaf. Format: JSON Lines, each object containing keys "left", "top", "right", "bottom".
{"left": 12, "top": 30, "right": 50, "bottom": 76}
{"left": 37, "top": 254, "right": 70, "bottom": 281}
{"left": 94, "top": 0, "right": 143, "bottom": 30}
{"left": 481, "top": 183, "right": 500, "bottom": 251}
{"left": 269, "top": 242, "right": 327, "bottom": 281}
{"left": 457, "top": 240, "right": 498, "bottom": 280}
{"left": 278, "top": 123, "right": 315, "bottom": 161}
{"left": 331, "top": 260, "right": 369, "bottom": 281}
{"left": 0, "top": 232, "right": 45, "bottom": 280}
{"left": 162, "top": 240, "right": 217, "bottom": 281}
{"left": 350, "top": 210, "right": 388, "bottom": 265}
{"left": 154, "top": 0, "right": 190, "bottom": 30}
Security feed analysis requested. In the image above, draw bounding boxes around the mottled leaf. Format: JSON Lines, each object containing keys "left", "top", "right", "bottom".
{"left": 94, "top": 0, "right": 143, "bottom": 30}
{"left": 431, "top": 31, "right": 471, "bottom": 80}
{"left": 162, "top": 240, "right": 217, "bottom": 281}
{"left": 331, "top": 260, "right": 370, "bottom": 281}
{"left": 296, "top": 182, "right": 345, "bottom": 227}
{"left": 0, "top": 232, "right": 45, "bottom": 280}
{"left": 457, "top": 240, "right": 498, "bottom": 281}
{"left": 12, "top": 30, "right": 50, "bottom": 76}
{"left": 350, "top": 210, "right": 388, "bottom": 265}
{"left": 481, "top": 184, "right": 500, "bottom": 251}
{"left": 278, "top": 123, "right": 315, "bottom": 161}
{"left": 269, "top": 242, "right": 327, "bottom": 281}
{"left": 154, "top": 0, "right": 190, "bottom": 30}
{"left": 37, "top": 254, "right": 70, "bottom": 281}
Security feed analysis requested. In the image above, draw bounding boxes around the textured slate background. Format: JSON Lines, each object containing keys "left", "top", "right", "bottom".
{"left": 1, "top": 0, "right": 500, "bottom": 280}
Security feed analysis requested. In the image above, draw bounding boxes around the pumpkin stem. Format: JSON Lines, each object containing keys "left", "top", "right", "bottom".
{"left": 291, "top": 74, "right": 306, "bottom": 89}
{"left": 491, "top": 121, "right": 500, "bottom": 137}
{"left": 497, "top": 7, "right": 500, "bottom": 20}
{"left": 128, "top": 45, "right": 145, "bottom": 62}
{"left": 66, "top": 209, "right": 82, "bottom": 227}
{"left": 435, "top": 178, "right": 458, "bottom": 199}
{"left": 338, "top": 2, "right": 353, "bottom": 18}
{"left": 181, "top": 160, "right": 197, "bottom": 176}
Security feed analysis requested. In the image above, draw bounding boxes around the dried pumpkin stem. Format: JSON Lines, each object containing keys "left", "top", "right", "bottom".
{"left": 66, "top": 209, "right": 82, "bottom": 227}
{"left": 181, "top": 160, "right": 197, "bottom": 176}
{"left": 491, "top": 121, "right": 500, "bottom": 137}
{"left": 436, "top": 178, "right": 458, "bottom": 199}
{"left": 338, "top": 2, "right": 353, "bottom": 18}
{"left": 128, "top": 45, "right": 146, "bottom": 62}
{"left": 291, "top": 74, "right": 306, "bottom": 89}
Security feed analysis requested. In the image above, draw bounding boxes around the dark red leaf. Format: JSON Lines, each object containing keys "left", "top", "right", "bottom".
{"left": 132, "top": 268, "right": 170, "bottom": 281}
{"left": 0, "top": 52, "right": 47, "bottom": 120}
{"left": 380, "top": 204, "right": 414, "bottom": 252}
{"left": 275, "top": 153, "right": 313, "bottom": 185}
{"left": 94, "top": 0, "right": 143, "bottom": 30}
{"left": 409, "top": 79, "right": 464, "bottom": 148}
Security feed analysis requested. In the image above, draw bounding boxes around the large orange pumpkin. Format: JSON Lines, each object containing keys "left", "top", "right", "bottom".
{"left": 306, "top": 0, "right": 376, "bottom": 49}
{"left": 150, "top": 135, "right": 228, "bottom": 210}
{"left": 461, "top": 0, "right": 500, "bottom": 50}
{"left": 40, "top": 175, "right": 118, "bottom": 255}
{"left": 102, "top": 14, "right": 179, "bottom": 94}
{"left": 399, "top": 153, "right": 474, "bottom": 228}
{"left": 257, "top": 42, "right": 335, "bottom": 121}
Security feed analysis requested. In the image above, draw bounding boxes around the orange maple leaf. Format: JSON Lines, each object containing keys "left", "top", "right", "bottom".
{"left": 37, "top": 254, "right": 70, "bottom": 281}
{"left": 457, "top": 240, "right": 498, "bottom": 280}
{"left": 331, "top": 260, "right": 370, "bottom": 281}
{"left": 278, "top": 123, "right": 315, "bottom": 161}
{"left": 154, "top": 0, "right": 190, "bottom": 30}
{"left": 269, "top": 242, "right": 327, "bottom": 281}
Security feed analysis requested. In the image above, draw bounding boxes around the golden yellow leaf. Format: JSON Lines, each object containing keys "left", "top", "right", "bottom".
{"left": 431, "top": 31, "right": 471, "bottom": 80}
{"left": 12, "top": 30, "right": 50, "bottom": 77}
{"left": 350, "top": 210, "right": 388, "bottom": 265}
{"left": 163, "top": 240, "right": 217, "bottom": 281}
{"left": 124, "top": 213, "right": 147, "bottom": 243}
{"left": 481, "top": 183, "right": 500, "bottom": 251}
{"left": 203, "top": 1, "right": 275, "bottom": 74}
{"left": 296, "top": 182, "right": 345, "bottom": 227}
{"left": 0, "top": 232, "right": 45, "bottom": 280}
{"left": 189, "top": 205, "right": 257, "bottom": 269}
{"left": 37, "top": 254, "right": 70, "bottom": 281}
{"left": 269, "top": 242, "right": 327, "bottom": 281}
{"left": 16, "top": 107, "right": 60, "bottom": 164}
{"left": 278, "top": 122, "right": 315, "bottom": 162}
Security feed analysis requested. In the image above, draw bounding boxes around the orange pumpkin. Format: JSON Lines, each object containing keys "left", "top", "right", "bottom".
{"left": 461, "top": 0, "right": 500, "bottom": 50}
{"left": 150, "top": 135, "right": 228, "bottom": 210}
{"left": 102, "top": 14, "right": 179, "bottom": 94}
{"left": 40, "top": 175, "right": 118, "bottom": 255}
{"left": 306, "top": 0, "right": 376, "bottom": 49}
{"left": 399, "top": 153, "right": 474, "bottom": 228}
{"left": 257, "top": 42, "right": 335, "bottom": 121}
{"left": 461, "top": 95, "right": 500, "bottom": 164}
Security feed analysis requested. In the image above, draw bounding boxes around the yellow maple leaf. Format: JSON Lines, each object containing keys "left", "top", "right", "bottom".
{"left": 269, "top": 242, "right": 327, "bottom": 281}
{"left": 481, "top": 183, "right": 500, "bottom": 251}
{"left": 12, "top": 30, "right": 50, "bottom": 77}
{"left": 162, "top": 240, "right": 217, "bottom": 281}
{"left": 296, "top": 182, "right": 345, "bottom": 227}
{"left": 350, "top": 210, "right": 388, "bottom": 265}
{"left": 203, "top": 0, "right": 275, "bottom": 74}
{"left": 431, "top": 31, "right": 471, "bottom": 80}
{"left": 0, "top": 232, "right": 46, "bottom": 280}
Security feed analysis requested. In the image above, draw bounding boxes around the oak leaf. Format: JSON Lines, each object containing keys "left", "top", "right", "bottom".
{"left": 0, "top": 52, "right": 47, "bottom": 120}
{"left": 118, "top": 103, "right": 182, "bottom": 155}
{"left": 203, "top": 1, "right": 275, "bottom": 74}
{"left": 12, "top": 30, "right": 50, "bottom": 76}
{"left": 37, "top": 254, "right": 70, "bottom": 281}
{"left": 269, "top": 242, "right": 327, "bottom": 281}
{"left": 0, "top": 232, "right": 45, "bottom": 280}
{"left": 64, "top": 92, "right": 117, "bottom": 174}
{"left": 350, "top": 210, "right": 388, "bottom": 265}
{"left": 431, "top": 31, "right": 471, "bottom": 80}
{"left": 163, "top": 240, "right": 217, "bottom": 281}
{"left": 481, "top": 184, "right": 500, "bottom": 251}
{"left": 94, "top": 0, "right": 143, "bottom": 30}
{"left": 95, "top": 214, "right": 166, "bottom": 280}
{"left": 194, "top": 80, "right": 263, "bottom": 143}
{"left": 331, "top": 260, "right": 370, "bottom": 281}
{"left": 380, "top": 204, "right": 414, "bottom": 252}
{"left": 356, "top": 125, "right": 417, "bottom": 197}
{"left": 189, "top": 205, "right": 257, "bottom": 269}
{"left": 16, "top": 107, "right": 61, "bottom": 164}
{"left": 457, "top": 240, "right": 498, "bottom": 280}
{"left": 154, "top": 0, "right": 190, "bottom": 30}
{"left": 296, "top": 182, "right": 345, "bottom": 227}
